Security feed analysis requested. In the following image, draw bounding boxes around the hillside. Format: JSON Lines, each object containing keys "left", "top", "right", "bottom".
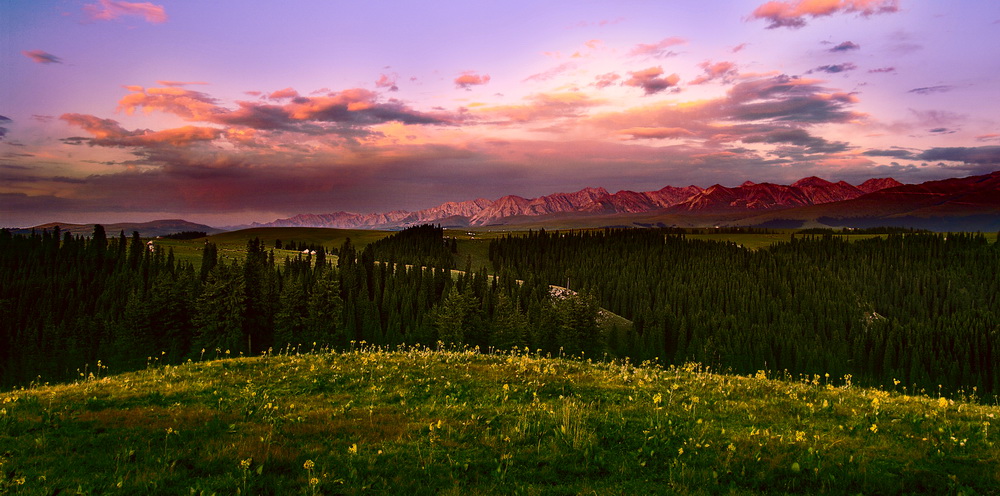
{"left": 1, "top": 349, "right": 997, "bottom": 495}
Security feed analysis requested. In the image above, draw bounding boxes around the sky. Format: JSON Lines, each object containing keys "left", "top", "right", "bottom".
{"left": 2, "top": 0, "right": 1000, "bottom": 227}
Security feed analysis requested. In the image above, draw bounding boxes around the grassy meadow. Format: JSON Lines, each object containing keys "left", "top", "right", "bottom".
{"left": 1, "top": 348, "right": 998, "bottom": 495}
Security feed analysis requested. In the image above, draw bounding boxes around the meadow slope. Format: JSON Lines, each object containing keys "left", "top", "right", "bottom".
{"left": 1, "top": 348, "right": 998, "bottom": 495}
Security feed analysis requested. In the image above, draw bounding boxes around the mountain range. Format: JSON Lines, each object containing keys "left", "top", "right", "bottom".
{"left": 14, "top": 171, "right": 1000, "bottom": 234}
{"left": 249, "top": 173, "right": 999, "bottom": 231}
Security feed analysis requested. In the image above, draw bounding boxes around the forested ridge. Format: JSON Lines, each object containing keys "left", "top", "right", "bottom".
{"left": 490, "top": 229, "right": 1000, "bottom": 397}
{"left": 1, "top": 225, "right": 998, "bottom": 401}
{"left": 0, "top": 225, "right": 597, "bottom": 388}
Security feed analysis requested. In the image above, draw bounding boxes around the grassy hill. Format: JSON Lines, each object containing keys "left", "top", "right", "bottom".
{"left": 1, "top": 349, "right": 997, "bottom": 495}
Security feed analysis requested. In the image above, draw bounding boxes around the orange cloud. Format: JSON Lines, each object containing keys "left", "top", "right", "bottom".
{"left": 118, "top": 86, "right": 221, "bottom": 121}
{"left": 60, "top": 113, "right": 221, "bottom": 147}
{"left": 455, "top": 72, "right": 491, "bottom": 90}
{"left": 268, "top": 87, "right": 300, "bottom": 100}
{"left": 83, "top": 0, "right": 168, "bottom": 23}
{"left": 750, "top": 0, "right": 898, "bottom": 29}
{"left": 474, "top": 92, "right": 604, "bottom": 125}
{"left": 22, "top": 50, "right": 61, "bottom": 64}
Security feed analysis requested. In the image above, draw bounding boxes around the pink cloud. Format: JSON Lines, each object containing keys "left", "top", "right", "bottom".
{"left": 618, "top": 127, "right": 696, "bottom": 140}
{"left": 690, "top": 61, "right": 739, "bottom": 85}
{"left": 22, "top": 50, "right": 62, "bottom": 64}
{"left": 156, "top": 80, "right": 208, "bottom": 87}
{"left": 624, "top": 67, "right": 680, "bottom": 95}
{"left": 629, "top": 37, "right": 687, "bottom": 58}
{"left": 376, "top": 73, "right": 399, "bottom": 92}
{"left": 593, "top": 72, "right": 621, "bottom": 89}
{"left": 83, "top": 0, "right": 168, "bottom": 23}
{"left": 750, "top": 0, "right": 898, "bottom": 29}
{"left": 868, "top": 67, "right": 896, "bottom": 74}
{"left": 455, "top": 72, "right": 491, "bottom": 90}
{"left": 523, "top": 63, "right": 576, "bottom": 83}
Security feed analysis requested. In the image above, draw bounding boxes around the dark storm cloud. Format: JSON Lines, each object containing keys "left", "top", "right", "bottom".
{"left": 724, "top": 75, "right": 862, "bottom": 123}
{"left": 742, "top": 128, "right": 851, "bottom": 154}
{"left": 917, "top": 146, "right": 1000, "bottom": 164}
{"left": 862, "top": 149, "right": 916, "bottom": 159}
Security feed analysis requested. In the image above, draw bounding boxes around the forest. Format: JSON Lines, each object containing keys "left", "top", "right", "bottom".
{"left": 0, "top": 224, "right": 997, "bottom": 400}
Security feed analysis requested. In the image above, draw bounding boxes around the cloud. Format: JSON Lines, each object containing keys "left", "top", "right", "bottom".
{"left": 455, "top": 72, "right": 491, "bottom": 90}
{"left": 690, "top": 61, "right": 739, "bottom": 85}
{"left": 975, "top": 134, "right": 1000, "bottom": 142}
{"left": 60, "top": 113, "right": 222, "bottom": 147}
{"left": 593, "top": 72, "right": 621, "bottom": 89}
{"left": 829, "top": 41, "right": 861, "bottom": 52}
{"left": 268, "top": 87, "right": 301, "bottom": 100}
{"left": 810, "top": 63, "right": 858, "bottom": 74}
{"left": 473, "top": 92, "right": 604, "bottom": 124}
{"left": 83, "top": 0, "right": 167, "bottom": 23}
{"left": 523, "top": 63, "right": 577, "bottom": 83}
{"left": 750, "top": 0, "right": 899, "bottom": 29}
{"left": 624, "top": 67, "right": 681, "bottom": 95}
{"left": 629, "top": 37, "right": 687, "bottom": 58}
{"left": 156, "top": 80, "right": 208, "bottom": 87}
{"left": 618, "top": 127, "right": 696, "bottom": 140}
{"left": 115, "top": 85, "right": 457, "bottom": 139}
{"left": 908, "top": 85, "right": 954, "bottom": 95}
{"left": 862, "top": 148, "right": 916, "bottom": 159}
{"left": 376, "top": 73, "right": 399, "bottom": 92}
{"left": 22, "top": 50, "right": 62, "bottom": 64}
{"left": 732, "top": 43, "right": 749, "bottom": 53}
{"left": 741, "top": 127, "right": 851, "bottom": 154}
{"left": 725, "top": 75, "right": 862, "bottom": 123}
{"left": 0, "top": 115, "right": 10, "bottom": 140}
{"left": 916, "top": 146, "right": 1000, "bottom": 165}
{"left": 868, "top": 67, "right": 896, "bottom": 74}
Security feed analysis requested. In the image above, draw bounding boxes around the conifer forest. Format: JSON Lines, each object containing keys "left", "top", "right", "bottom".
{"left": 1, "top": 225, "right": 997, "bottom": 401}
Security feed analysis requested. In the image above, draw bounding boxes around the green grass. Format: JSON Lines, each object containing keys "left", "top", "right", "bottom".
{"left": 2, "top": 348, "right": 997, "bottom": 495}
{"left": 152, "top": 228, "right": 395, "bottom": 269}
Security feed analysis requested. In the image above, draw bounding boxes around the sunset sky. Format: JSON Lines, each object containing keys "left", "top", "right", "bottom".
{"left": 3, "top": 0, "right": 1000, "bottom": 227}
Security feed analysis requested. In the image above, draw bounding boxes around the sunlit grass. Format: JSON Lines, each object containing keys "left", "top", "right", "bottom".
{"left": 1, "top": 347, "right": 997, "bottom": 495}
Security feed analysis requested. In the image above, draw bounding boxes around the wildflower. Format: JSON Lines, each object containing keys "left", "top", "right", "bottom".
{"left": 304, "top": 459, "right": 315, "bottom": 471}
{"left": 310, "top": 477, "right": 319, "bottom": 486}
{"left": 938, "top": 397, "right": 949, "bottom": 409}
{"left": 240, "top": 458, "right": 252, "bottom": 469}
{"left": 348, "top": 443, "right": 358, "bottom": 455}
{"left": 870, "top": 423, "right": 878, "bottom": 434}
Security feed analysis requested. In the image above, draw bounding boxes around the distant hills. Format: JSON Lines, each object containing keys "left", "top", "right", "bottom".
{"left": 9, "top": 219, "right": 223, "bottom": 238}
{"left": 251, "top": 170, "right": 1000, "bottom": 231}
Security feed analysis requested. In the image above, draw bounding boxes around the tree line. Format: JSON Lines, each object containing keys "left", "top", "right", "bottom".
{"left": 488, "top": 229, "right": 1000, "bottom": 397}
{"left": 0, "top": 225, "right": 597, "bottom": 388}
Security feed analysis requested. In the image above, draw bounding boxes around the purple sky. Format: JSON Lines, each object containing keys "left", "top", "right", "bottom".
{"left": 2, "top": 0, "right": 1000, "bottom": 227}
